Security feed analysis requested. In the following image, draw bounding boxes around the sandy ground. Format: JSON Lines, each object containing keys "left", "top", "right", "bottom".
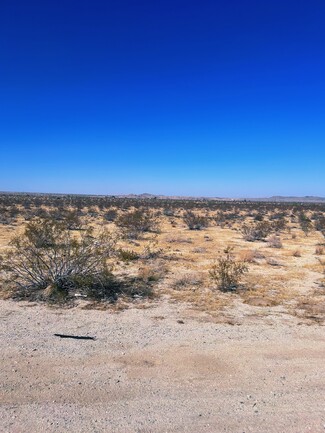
{"left": 1, "top": 298, "right": 325, "bottom": 433}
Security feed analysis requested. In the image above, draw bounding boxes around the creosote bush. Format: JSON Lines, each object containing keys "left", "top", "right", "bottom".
{"left": 115, "top": 208, "right": 160, "bottom": 239}
{"left": 183, "top": 211, "right": 209, "bottom": 230}
{"left": 299, "top": 212, "right": 313, "bottom": 236}
{"left": 117, "top": 248, "right": 140, "bottom": 262}
{"left": 103, "top": 209, "right": 118, "bottom": 222}
{"left": 241, "top": 221, "right": 273, "bottom": 242}
{"left": 209, "top": 247, "right": 248, "bottom": 292}
{"left": 0, "top": 217, "right": 117, "bottom": 301}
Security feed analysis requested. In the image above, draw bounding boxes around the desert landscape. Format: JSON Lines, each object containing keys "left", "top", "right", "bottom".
{"left": 1, "top": 193, "right": 325, "bottom": 432}
{"left": 2, "top": 1, "right": 325, "bottom": 431}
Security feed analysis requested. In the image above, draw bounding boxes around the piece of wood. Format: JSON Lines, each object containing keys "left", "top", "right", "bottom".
{"left": 54, "top": 333, "right": 96, "bottom": 340}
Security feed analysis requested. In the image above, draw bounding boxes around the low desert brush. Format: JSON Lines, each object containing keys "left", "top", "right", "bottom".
{"left": 209, "top": 246, "right": 248, "bottom": 292}
{"left": 0, "top": 217, "right": 117, "bottom": 301}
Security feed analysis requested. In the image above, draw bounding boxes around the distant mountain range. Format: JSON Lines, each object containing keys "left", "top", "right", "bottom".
{"left": 118, "top": 193, "right": 325, "bottom": 203}
{"left": 1, "top": 191, "right": 325, "bottom": 203}
{"left": 246, "top": 196, "right": 325, "bottom": 203}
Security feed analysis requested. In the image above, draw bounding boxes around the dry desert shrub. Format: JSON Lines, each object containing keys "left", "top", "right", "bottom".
{"left": 0, "top": 217, "right": 117, "bottom": 302}
{"left": 241, "top": 221, "right": 273, "bottom": 242}
{"left": 165, "top": 236, "right": 193, "bottom": 244}
{"left": 169, "top": 286, "right": 229, "bottom": 315}
{"left": 238, "top": 248, "right": 260, "bottom": 263}
{"left": 139, "top": 260, "right": 167, "bottom": 280}
{"left": 295, "top": 297, "right": 325, "bottom": 324}
{"left": 209, "top": 246, "right": 248, "bottom": 292}
{"left": 192, "top": 247, "right": 207, "bottom": 254}
{"left": 266, "top": 257, "right": 282, "bottom": 266}
{"left": 140, "top": 237, "right": 163, "bottom": 259}
{"left": 116, "top": 208, "right": 160, "bottom": 239}
{"left": 315, "top": 246, "right": 324, "bottom": 255}
{"left": 103, "top": 208, "right": 118, "bottom": 222}
{"left": 317, "top": 258, "right": 325, "bottom": 274}
{"left": 183, "top": 211, "right": 209, "bottom": 230}
{"left": 266, "top": 234, "right": 283, "bottom": 248}
{"left": 292, "top": 249, "right": 302, "bottom": 257}
{"left": 299, "top": 212, "right": 313, "bottom": 236}
{"left": 241, "top": 273, "right": 298, "bottom": 308}
{"left": 314, "top": 216, "right": 325, "bottom": 238}
{"left": 117, "top": 248, "right": 140, "bottom": 262}
{"left": 171, "top": 272, "right": 204, "bottom": 290}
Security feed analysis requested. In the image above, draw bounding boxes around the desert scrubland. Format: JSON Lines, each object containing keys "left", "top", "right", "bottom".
{"left": 1, "top": 193, "right": 325, "bottom": 432}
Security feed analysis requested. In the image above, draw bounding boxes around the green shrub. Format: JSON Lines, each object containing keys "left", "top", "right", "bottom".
{"left": 103, "top": 209, "right": 118, "bottom": 222}
{"left": 241, "top": 221, "right": 273, "bottom": 241}
{"left": 117, "top": 248, "right": 139, "bottom": 262}
{"left": 115, "top": 208, "right": 160, "bottom": 239}
{"left": 0, "top": 217, "right": 117, "bottom": 302}
{"left": 209, "top": 247, "right": 248, "bottom": 292}
{"left": 298, "top": 212, "right": 313, "bottom": 236}
{"left": 183, "top": 211, "right": 209, "bottom": 230}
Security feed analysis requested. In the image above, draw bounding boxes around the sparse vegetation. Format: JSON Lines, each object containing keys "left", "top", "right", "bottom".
{"left": 0, "top": 217, "right": 117, "bottom": 302}
{"left": 0, "top": 193, "right": 324, "bottom": 322}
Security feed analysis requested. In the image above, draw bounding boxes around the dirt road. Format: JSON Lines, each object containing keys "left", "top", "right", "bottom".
{"left": 1, "top": 299, "right": 325, "bottom": 433}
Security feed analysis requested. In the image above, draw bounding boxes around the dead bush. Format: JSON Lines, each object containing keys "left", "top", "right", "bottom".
{"left": 267, "top": 235, "right": 283, "bottom": 248}
{"left": 137, "top": 262, "right": 167, "bottom": 283}
{"left": 172, "top": 273, "right": 204, "bottom": 290}
{"left": 315, "top": 246, "right": 324, "bottom": 255}
{"left": 238, "top": 249, "right": 259, "bottom": 263}
{"left": 266, "top": 257, "right": 282, "bottom": 266}
{"left": 165, "top": 236, "right": 193, "bottom": 244}
{"left": 192, "top": 247, "right": 207, "bottom": 254}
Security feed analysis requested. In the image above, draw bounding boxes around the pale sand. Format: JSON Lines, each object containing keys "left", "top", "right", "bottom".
{"left": 1, "top": 298, "right": 325, "bottom": 433}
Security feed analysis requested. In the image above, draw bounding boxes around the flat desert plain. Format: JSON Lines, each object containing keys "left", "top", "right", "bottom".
{"left": 1, "top": 200, "right": 325, "bottom": 432}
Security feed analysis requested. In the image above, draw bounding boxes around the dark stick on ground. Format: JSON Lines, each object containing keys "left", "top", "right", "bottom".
{"left": 54, "top": 333, "right": 96, "bottom": 340}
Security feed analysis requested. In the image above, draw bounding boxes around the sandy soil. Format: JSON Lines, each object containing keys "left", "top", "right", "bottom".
{"left": 1, "top": 298, "right": 325, "bottom": 433}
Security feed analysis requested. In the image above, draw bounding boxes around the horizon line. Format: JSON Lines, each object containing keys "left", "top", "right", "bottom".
{"left": 1, "top": 190, "right": 324, "bottom": 202}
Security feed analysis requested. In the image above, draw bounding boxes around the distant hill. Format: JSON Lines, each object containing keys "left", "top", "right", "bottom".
{"left": 244, "top": 196, "right": 325, "bottom": 203}
{"left": 117, "top": 194, "right": 325, "bottom": 203}
{"left": 1, "top": 191, "right": 325, "bottom": 203}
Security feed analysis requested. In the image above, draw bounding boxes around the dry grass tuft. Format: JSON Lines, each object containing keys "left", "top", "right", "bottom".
{"left": 171, "top": 272, "right": 205, "bottom": 290}
{"left": 315, "top": 246, "right": 325, "bottom": 255}
{"left": 165, "top": 236, "right": 193, "bottom": 244}
{"left": 238, "top": 249, "right": 261, "bottom": 263}
{"left": 294, "top": 297, "right": 325, "bottom": 324}
{"left": 167, "top": 286, "right": 230, "bottom": 316}
{"left": 267, "top": 235, "right": 283, "bottom": 248}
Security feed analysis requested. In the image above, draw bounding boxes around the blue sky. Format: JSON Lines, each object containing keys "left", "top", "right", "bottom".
{"left": 1, "top": 0, "right": 324, "bottom": 197}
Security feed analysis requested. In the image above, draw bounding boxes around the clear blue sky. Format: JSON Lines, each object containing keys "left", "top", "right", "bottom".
{"left": 1, "top": 0, "right": 324, "bottom": 197}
